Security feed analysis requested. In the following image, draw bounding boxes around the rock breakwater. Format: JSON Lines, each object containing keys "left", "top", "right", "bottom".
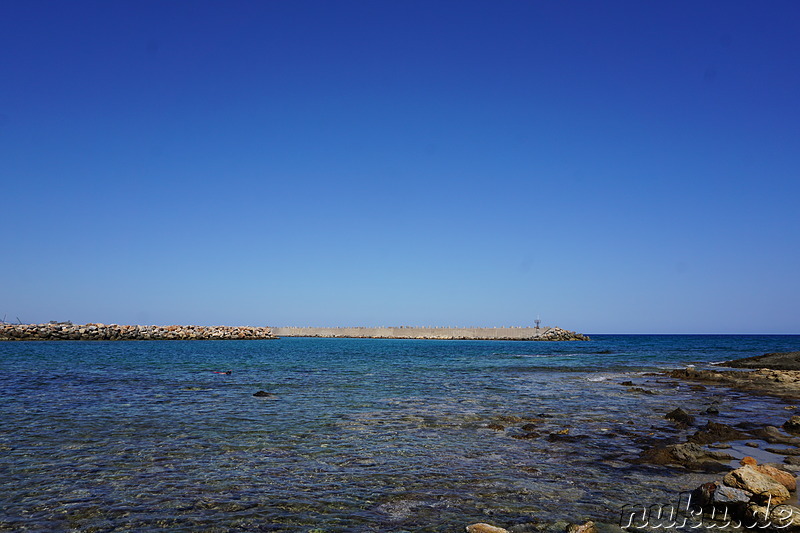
{"left": 270, "top": 325, "right": 589, "bottom": 341}
{"left": 0, "top": 323, "right": 277, "bottom": 341}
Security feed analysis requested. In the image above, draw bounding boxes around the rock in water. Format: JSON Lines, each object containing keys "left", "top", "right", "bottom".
{"left": 252, "top": 390, "right": 276, "bottom": 398}
{"left": 784, "top": 416, "right": 800, "bottom": 435}
{"left": 723, "top": 465, "right": 791, "bottom": 504}
{"left": 665, "top": 408, "right": 695, "bottom": 426}
{"left": 688, "top": 421, "right": 749, "bottom": 444}
{"left": 714, "top": 485, "right": 751, "bottom": 504}
{"left": 690, "top": 482, "right": 717, "bottom": 508}
{"left": 565, "top": 521, "right": 597, "bottom": 533}
{"left": 466, "top": 523, "right": 509, "bottom": 533}
{"left": 752, "top": 426, "right": 800, "bottom": 445}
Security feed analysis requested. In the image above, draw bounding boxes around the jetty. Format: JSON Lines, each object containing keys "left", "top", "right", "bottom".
{"left": 270, "top": 326, "right": 589, "bottom": 341}
{"left": 0, "top": 323, "right": 277, "bottom": 341}
{"left": 1, "top": 323, "right": 589, "bottom": 341}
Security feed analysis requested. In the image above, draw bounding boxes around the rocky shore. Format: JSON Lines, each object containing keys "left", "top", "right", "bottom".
{"left": 667, "top": 351, "right": 800, "bottom": 399}
{"left": 465, "top": 350, "right": 800, "bottom": 533}
{"left": 0, "top": 322, "right": 277, "bottom": 341}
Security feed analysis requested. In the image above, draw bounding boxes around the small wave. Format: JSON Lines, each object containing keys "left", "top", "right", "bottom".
{"left": 585, "top": 371, "right": 643, "bottom": 382}
{"left": 493, "top": 353, "right": 576, "bottom": 358}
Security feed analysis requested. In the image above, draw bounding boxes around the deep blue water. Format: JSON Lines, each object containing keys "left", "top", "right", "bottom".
{"left": 1, "top": 335, "right": 799, "bottom": 532}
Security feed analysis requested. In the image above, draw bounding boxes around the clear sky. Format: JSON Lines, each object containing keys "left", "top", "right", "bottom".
{"left": 1, "top": 1, "right": 799, "bottom": 333}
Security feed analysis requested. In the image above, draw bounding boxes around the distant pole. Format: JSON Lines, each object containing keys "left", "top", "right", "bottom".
{"left": 535, "top": 316, "right": 541, "bottom": 329}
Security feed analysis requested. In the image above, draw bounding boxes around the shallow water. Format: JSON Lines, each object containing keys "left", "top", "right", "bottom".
{"left": 1, "top": 335, "right": 799, "bottom": 531}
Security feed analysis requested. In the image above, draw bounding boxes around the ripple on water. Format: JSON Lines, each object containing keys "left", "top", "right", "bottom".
{"left": 2, "top": 337, "right": 799, "bottom": 531}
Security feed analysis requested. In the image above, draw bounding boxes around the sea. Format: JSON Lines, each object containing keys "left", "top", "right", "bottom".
{"left": 2, "top": 335, "right": 800, "bottom": 532}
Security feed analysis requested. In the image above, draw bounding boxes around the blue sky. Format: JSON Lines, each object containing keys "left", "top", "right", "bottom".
{"left": 2, "top": 1, "right": 799, "bottom": 333}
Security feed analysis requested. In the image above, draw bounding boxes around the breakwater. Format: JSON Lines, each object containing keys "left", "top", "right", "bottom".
{"left": 270, "top": 326, "right": 589, "bottom": 341}
{"left": 0, "top": 323, "right": 277, "bottom": 341}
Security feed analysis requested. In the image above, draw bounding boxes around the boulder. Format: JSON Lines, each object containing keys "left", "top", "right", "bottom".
{"left": 690, "top": 481, "right": 717, "bottom": 508}
{"left": 714, "top": 485, "right": 751, "bottom": 505}
{"left": 767, "top": 503, "right": 800, "bottom": 531}
{"left": 746, "top": 503, "right": 800, "bottom": 532}
{"left": 688, "top": 422, "right": 749, "bottom": 444}
{"left": 784, "top": 416, "right": 800, "bottom": 435}
{"left": 723, "top": 466, "right": 791, "bottom": 504}
{"left": 665, "top": 408, "right": 695, "bottom": 426}
{"left": 710, "top": 485, "right": 750, "bottom": 522}
{"left": 753, "top": 464, "right": 797, "bottom": 491}
{"left": 252, "top": 390, "right": 276, "bottom": 398}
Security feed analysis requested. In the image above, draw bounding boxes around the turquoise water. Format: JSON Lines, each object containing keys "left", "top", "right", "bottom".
{"left": 1, "top": 335, "right": 799, "bottom": 532}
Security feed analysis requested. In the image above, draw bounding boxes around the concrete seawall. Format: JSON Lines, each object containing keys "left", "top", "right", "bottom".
{"left": 270, "top": 326, "right": 589, "bottom": 341}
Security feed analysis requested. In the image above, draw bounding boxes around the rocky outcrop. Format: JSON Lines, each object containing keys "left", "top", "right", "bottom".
{"left": 0, "top": 323, "right": 277, "bottom": 341}
{"left": 724, "top": 351, "right": 800, "bottom": 371}
{"left": 669, "top": 367, "right": 800, "bottom": 399}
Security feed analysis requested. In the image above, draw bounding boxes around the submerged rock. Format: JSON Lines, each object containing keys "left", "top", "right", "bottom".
{"left": 511, "top": 432, "right": 540, "bottom": 440}
{"left": 252, "top": 390, "right": 276, "bottom": 398}
{"left": 638, "top": 442, "right": 726, "bottom": 471}
{"left": 466, "top": 523, "right": 509, "bottom": 533}
{"left": 766, "top": 447, "right": 800, "bottom": 455}
{"left": 565, "top": 521, "right": 597, "bottom": 533}
{"left": 746, "top": 502, "right": 800, "bottom": 532}
{"left": 752, "top": 426, "right": 800, "bottom": 445}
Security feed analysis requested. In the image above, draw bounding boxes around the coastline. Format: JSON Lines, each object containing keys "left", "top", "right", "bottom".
{"left": 669, "top": 351, "right": 800, "bottom": 399}
{"left": 472, "top": 350, "right": 800, "bottom": 533}
{"left": 0, "top": 323, "right": 589, "bottom": 341}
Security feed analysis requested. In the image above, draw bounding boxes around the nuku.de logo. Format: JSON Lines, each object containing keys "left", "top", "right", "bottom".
{"left": 619, "top": 490, "right": 796, "bottom": 530}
